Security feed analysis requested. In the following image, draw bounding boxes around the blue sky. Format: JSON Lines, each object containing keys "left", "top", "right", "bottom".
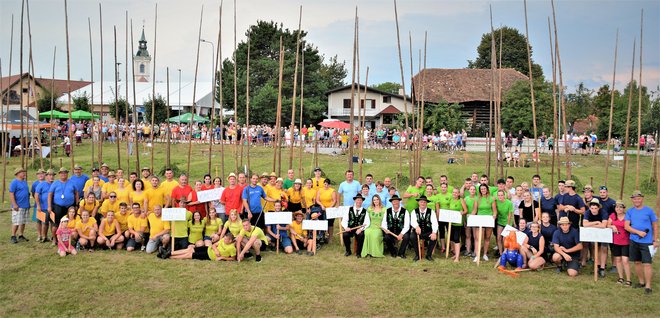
{"left": 1, "top": 0, "right": 658, "bottom": 95}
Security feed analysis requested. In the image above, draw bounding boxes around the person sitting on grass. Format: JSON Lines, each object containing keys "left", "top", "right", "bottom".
{"left": 290, "top": 211, "right": 313, "bottom": 255}
{"left": 216, "top": 233, "right": 237, "bottom": 261}
{"left": 56, "top": 217, "right": 77, "bottom": 257}
{"left": 188, "top": 211, "right": 206, "bottom": 247}
{"left": 521, "top": 222, "right": 546, "bottom": 270}
{"left": 582, "top": 198, "right": 609, "bottom": 278}
{"left": 236, "top": 219, "right": 270, "bottom": 263}
{"left": 204, "top": 207, "right": 222, "bottom": 246}
{"left": 166, "top": 235, "right": 233, "bottom": 261}
{"left": 146, "top": 205, "right": 171, "bottom": 255}
{"left": 126, "top": 203, "right": 148, "bottom": 252}
{"left": 551, "top": 216, "right": 583, "bottom": 277}
{"left": 76, "top": 210, "right": 98, "bottom": 251}
{"left": 97, "top": 211, "right": 125, "bottom": 250}
{"left": 266, "top": 201, "right": 293, "bottom": 254}
{"left": 220, "top": 209, "right": 242, "bottom": 239}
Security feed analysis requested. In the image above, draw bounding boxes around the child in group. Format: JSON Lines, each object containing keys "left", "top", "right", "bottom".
{"left": 56, "top": 217, "right": 78, "bottom": 257}
{"left": 265, "top": 202, "right": 293, "bottom": 254}
{"left": 76, "top": 210, "right": 98, "bottom": 251}
{"left": 290, "top": 211, "right": 313, "bottom": 255}
{"left": 65, "top": 206, "right": 80, "bottom": 243}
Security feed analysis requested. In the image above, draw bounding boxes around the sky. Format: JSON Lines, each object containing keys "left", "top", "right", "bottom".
{"left": 0, "top": 0, "right": 658, "bottom": 96}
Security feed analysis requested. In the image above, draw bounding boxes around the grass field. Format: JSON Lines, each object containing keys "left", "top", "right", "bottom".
{"left": 0, "top": 142, "right": 658, "bottom": 317}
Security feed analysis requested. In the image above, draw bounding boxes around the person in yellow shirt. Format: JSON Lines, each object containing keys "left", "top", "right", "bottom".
{"left": 220, "top": 209, "right": 242, "bottom": 238}
{"left": 114, "top": 202, "right": 130, "bottom": 233}
{"left": 114, "top": 177, "right": 131, "bottom": 205}
{"left": 97, "top": 211, "right": 124, "bottom": 249}
{"left": 316, "top": 178, "right": 338, "bottom": 240}
{"left": 83, "top": 169, "right": 105, "bottom": 193}
{"left": 165, "top": 233, "right": 233, "bottom": 261}
{"left": 99, "top": 192, "right": 120, "bottom": 218}
{"left": 140, "top": 167, "right": 153, "bottom": 191}
{"left": 130, "top": 180, "right": 147, "bottom": 213}
{"left": 204, "top": 207, "right": 222, "bottom": 246}
{"left": 77, "top": 192, "right": 100, "bottom": 222}
{"left": 101, "top": 171, "right": 119, "bottom": 199}
{"left": 264, "top": 178, "right": 288, "bottom": 212}
{"left": 302, "top": 179, "right": 317, "bottom": 215}
{"left": 216, "top": 233, "right": 237, "bottom": 260}
{"left": 146, "top": 205, "right": 170, "bottom": 254}
{"left": 126, "top": 203, "right": 148, "bottom": 252}
{"left": 311, "top": 167, "right": 325, "bottom": 191}
{"left": 290, "top": 211, "right": 313, "bottom": 255}
{"left": 188, "top": 211, "right": 206, "bottom": 247}
{"left": 65, "top": 206, "right": 80, "bottom": 243}
{"left": 145, "top": 176, "right": 167, "bottom": 213}
{"left": 84, "top": 176, "right": 104, "bottom": 201}
{"left": 236, "top": 219, "right": 269, "bottom": 262}
{"left": 286, "top": 179, "right": 304, "bottom": 212}
{"left": 160, "top": 168, "right": 179, "bottom": 207}
{"left": 75, "top": 210, "right": 98, "bottom": 250}
{"left": 115, "top": 169, "right": 130, "bottom": 188}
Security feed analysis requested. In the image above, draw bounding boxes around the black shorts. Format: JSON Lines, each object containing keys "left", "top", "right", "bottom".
{"left": 295, "top": 239, "right": 305, "bottom": 248}
{"left": 610, "top": 244, "right": 629, "bottom": 258}
{"left": 174, "top": 237, "right": 189, "bottom": 250}
{"left": 449, "top": 225, "right": 462, "bottom": 243}
{"left": 288, "top": 202, "right": 302, "bottom": 212}
{"left": 192, "top": 246, "right": 210, "bottom": 260}
{"left": 629, "top": 240, "right": 653, "bottom": 264}
{"left": 565, "top": 258, "right": 580, "bottom": 271}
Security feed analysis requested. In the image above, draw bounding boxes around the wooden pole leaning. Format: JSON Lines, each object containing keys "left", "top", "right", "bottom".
{"left": 523, "top": 0, "right": 540, "bottom": 175}
{"left": 634, "top": 9, "right": 644, "bottom": 190}
{"left": 604, "top": 30, "right": 619, "bottom": 187}
{"left": 150, "top": 4, "right": 158, "bottom": 172}
{"left": 64, "top": 0, "right": 74, "bottom": 170}
{"left": 620, "top": 39, "right": 636, "bottom": 200}
{"left": 187, "top": 5, "right": 204, "bottom": 174}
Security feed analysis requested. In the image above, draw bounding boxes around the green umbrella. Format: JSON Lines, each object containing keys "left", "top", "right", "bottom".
{"left": 69, "top": 110, "right": 100, "bottom": 120}
{"left": 39, "top": 110, "right": 68, "bottom": 119}
{"left": 167, "top": 112, "right": 210, "bottom": 123}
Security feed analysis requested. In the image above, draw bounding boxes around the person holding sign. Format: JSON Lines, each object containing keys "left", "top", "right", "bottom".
{"left": 624, "top": 191, "right": 658, "bottom": 295}
{"left": 316, "top": 178, "right": 338, "bottom": 240}
{"left": 265, "top": 202, "right": 293, "bottom": 254}
{"left": 362, "top": 195, "right": 385, "bottom": 258}
{"left": 242, "top": 174, "right": 278, "bottom": 231}
{"left": 463, "top": 185, "right": 478, "bottom": 257}
{"left": 472, "top": 184, "right": 497, "bottom": 262}
{"left": 410, "top": 195, "right": 438, "bottom": 262}
{"left": 608, "top": 200, "right": 632, "bottom": 286}
{"left": 495, "top": 190, "right": 514, "bottom": 257}
{"left": 187, "top": 181, "right": 207, "bottom": 218}
{"left": 172, "top": 199, "right": 193, "bottom": 251}
{"left": 381, "top": 195, "right": 410, "bottom": 259}
{"left": 236, "top": 219, "right": 270, "bottom": 263}
{"left": 290, "top": 211, "right": 313, "bottom": 255}
{"left": 35, "top": 169, "right": 54, "bottom": 243}
{"left": 583, "top": 199, "right": 609, "bottom": 278}
{"left": 551, "top": 217, "right": 583, "bottom": 277}
{"left": 447, "top": 189, "right": 468, "bottom": 262}
{"left": 340, "top": 193, "right": 370, "bottom": 258}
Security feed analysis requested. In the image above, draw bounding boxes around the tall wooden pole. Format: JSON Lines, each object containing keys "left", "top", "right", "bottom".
{"left": 114, "top": 26, "right": 121, "bottom": 169}
{"left": 355, "top": 18, "right": 361, "bottom": 182}
{"left": 125, "top": 11, "right": 130, "bottom": 172}
{"left": 548, "top": 18, "right": 559, "bottom": 191}
{"left": 289, "top": 6, "right": 303, "bottom": 170}
{"left": 634, "top": 9, "right": 643, "bottom": 190}
{"left": 98, "top": 3, "right": 103, "bottom": 166}
{"left": 497, "top": 28, "right": 504, "bottom": 179}
{"left": 523, "top": 0, "right": 539, "bottom": 175}
{"left": 130, "top": 20, "right": 140, "bottom": 170}
{"left": 275, "top": 37, "right": 285, "bottom": 177}
{"left": 393, "top": 0, "right": 410, "bottom": 183}
{"left": 551, "top": 0, "right": 570, "bottom": 179}
{"left": 64, "top": 0, "right": 74, "bottom": 170}
{"left": 26, "top": 0, "right": 42, "bottom": 169}
{"left": 1, "top": 14, "right": 13, "bottom": 202}
{"left": 19, "top": 0, "right": 25, "bottom": 169}
{"left": 358, "top": 67, "right": 369, "bottom": 181}
{"left": 209, "top": 2, "right": 223, "bottom": 175}
{"left": 604, "top": 30, "right": 619, "bottom": 187}
{"left": 245, "top": 34, "right": 251, "bottom": 171}
{"left": 348, "top": 7, "right": 358, "bottom": 172}
{"left": 187, "top": 5, "right": 204, "bottom": 174}
{"left": 487, "top": 5, "right": 494, "bottom": 178}
{"left": 233, "top": 0, "right": 238, "bottom": 173}
{"left": 620, "top": 39, "right": 636, "bottom": 200}
{"left": 297, "top": 51, "right": 305, "bottom": 177}
{"left": 150, "top": 4, "right": 158, "bottom": 172}
{"left": 166, "top": 67, "right": 170, "bottom": 169}
{"left": 217, "top": 4, "right": 225, "bottom": 179}
{"left": 419, "top": 32, "right": 428, "bottom": 177}
{"left": 407, "top": 32, "right": 415, "bottom": 178}
{"left": 50, "top": 46, "right": 55, "bottom": 170}
{"left": 87, "top": 18, "right": 94, "bottom": 168}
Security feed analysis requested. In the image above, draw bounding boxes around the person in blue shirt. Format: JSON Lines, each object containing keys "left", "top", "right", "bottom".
{"left": 265, "top": 201, "right": 293, "bottom": 254}
{"left": 35, "top": 169, "right": 55, "bottom": 243}
{"left": 30, "top": 169, "right": 46, "bottom": 240}
{"left": 551, "top": 216, "right": 583, "bottom": 277}
{"left": 624, "top": 191, "right": 658, "bottom": 295}
{"left": 9, "top": 168, "right": 31, "bottom": 244}
{"left": 242, "top": 174, "right": 277, "bottom": 231}
{"left": 338, "top": 170, "right": 361, "bottom": 206}
{"left": 48, "top": 167, "right": 79, "bottom": 245}
{"left": 68, "top": 164, "right": 90, "bottom": 195}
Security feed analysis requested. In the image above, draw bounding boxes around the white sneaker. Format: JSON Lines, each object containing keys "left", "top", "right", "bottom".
{"left": 473, "top": 256, "right": 478, "bottom": 262}
{"left": 483, "top": 255, "right": 489, "bottom": 261}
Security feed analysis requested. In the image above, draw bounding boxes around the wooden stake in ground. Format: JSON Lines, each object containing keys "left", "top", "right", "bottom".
{"left": 150, "top": 4, "right": 158, "bottom": 172}
{"left": 64, "top": 0, "right": 74, "bottom": 170}
{"left": 98, "top": 3, "right": 104, "bottom": 166}
{"left": 187, "top": 5, "right": 204, "bottom": 174}
{"left": 393, "top": 0, "right": 410, "bottom": 182}
{"left": 217, "top": 4, "right": 225, "bottom": 179}
{"left": 604, "top": 30, "right": 619, "bottom": 187}
{"left": 475, "top": 227, "right": 483, "bottom": 266}
{"left": 2, "top": 15, "right": 14, "bottom": 203}
{"left": 289, "top": 6, "right": 303, "bottom": 171}
{"left": 551, "top": 0, "right": 571, "bottom": 179}
{"left": 245, "top": 34, "right": 251, "bottom": 171}
{"left": 594, "top": 242, "right": 599, "bottom": 282}
{"left": 487, "top": 5, "right": 494, "bottom": 179}
{"left": 634, "top": 9, "right": 644, "bottom": 190}
{"left": 523, "top": 0, "right": 539, "bottom": 175}
{"left": 87, "top": 19, "right": 94, "bottom": 168}
{"left": 418, "top": 33, "right": 428, "bottom": 177}
{"left": 497, "top": 28, "right": 504, "bottom": 179}
{"left": 113, "top": 26, "right": 121, "bottom": 169}
{"left": 548, "top": 18, "right": 559, "bottom": 191}
{"left": 130, "top": 19, "right": 140, "bottom": 170}
{"left": 620, "top": 39, "right": 636, "bottom": 200}
{"left": 348, "top": 7, "right": 358, "bottom": 171}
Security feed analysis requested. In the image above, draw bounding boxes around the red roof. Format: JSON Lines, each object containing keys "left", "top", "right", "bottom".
{"left": 378, "top": 105, "right": 401, "bottom": 115}
{"left": 1, "top": 73, "right": 91, "bottom": 97}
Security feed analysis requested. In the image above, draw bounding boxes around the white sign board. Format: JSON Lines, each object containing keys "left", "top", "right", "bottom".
{"left": 438, "top": 209, "right": 463, "bottom": 224}
{"left": 264, "top": 212, "right": 292, "bottom": 225}
{"left": 162, "top": 208, "right": 187, "bottom": 221}
{"left": 196, "top": 188, "right": 223, "bottom": 203}
{"left": 579, "top": 227, "right": 613, "bottom": 243}
{"left": 500, "top": 225, "right": 518, "bottom": 237}
{"left": 613, "top": 155, "right": 624, "bottom": 161}
{"left": 326, "top": 206, "right": 349, "bottom": 219}
{"left": 303, "top": 220, "right": 328, "bottom": 231}
{"left": 500, "top": 225, "right": 527, "bottom": 245}
{"left": 467, "top": 215, "right": 495, "bottom": 228}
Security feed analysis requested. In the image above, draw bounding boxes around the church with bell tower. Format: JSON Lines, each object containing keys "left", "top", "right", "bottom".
{"left": 133, "top": 27, "right": 152, "bottom": 82}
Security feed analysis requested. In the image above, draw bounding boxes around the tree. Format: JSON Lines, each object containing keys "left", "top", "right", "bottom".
{"left": 423, "top": 101, "right": 466, "bottom": 133}
{"left": 595, "top": 80, "right": 651, "bottom": 144}
{"left": 36, "top": 90, "right": 58, "bottom": 113}
{"left": 565, "top": 82, "right": 594, "bottom": 128}
{"left": 502, "top": 79, "right": 554, "bottom": 136}
{"left": 72, "top": 93, "right": 90, "bottom": 112}
{"left": 468, "top": 26, "right": 543, "bottom": 78}
{"left": 109, "top": 98, "right": 130, "bottom": 122}
{"left": 220, "top": 20, "right": 347, "bottom": 125}
{"left": 371, "top": 82, "right": 401, "bottom": 95}
{"left": 143, "top": 96, "right": 169, "bottom": 124}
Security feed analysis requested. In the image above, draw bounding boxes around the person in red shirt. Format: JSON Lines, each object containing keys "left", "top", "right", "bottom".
{"left": 220, "top": 173, "right": 244, "bottom": 219}
{"left": 170, "top": 174, "right": 193, "bottom": 208}
{"left": 201, "top": 174, "right": 214, "bottom": 191}
{"left": 187, "top": 180, "right": 207, "bottom": 218}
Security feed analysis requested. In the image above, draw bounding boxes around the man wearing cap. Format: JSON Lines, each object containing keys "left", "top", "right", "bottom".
{"left": 283, "top": 169, "right": 295, "bottom": 190}
{"left": 35, "top": 169, "right": 55, "bottom": 242}
{"left": 583, "top": 198, "right": 610, "bottom": 277}
{"left": 170, "top": 174, "right": 193, "bottom": 208}
{"left": 312, "top": 167, "right": 325, "bottom": 191}
{"left": 410, "top": 195, "right": 439, "bottom": 262}
{"left": 30, "top": 169, "right": 46, "bottom": 240}
{"left": 69, "top": 164, "right": 89, "bottom": 197}
{"left": 551, "top": 216, "right": 583, "bottom": 277}
{"left": 341, "top": 193, "right": 370, "bottom": 258}
{"left": 338, "top": 170, "right": 361, "bottom": 207}
{"left": 381, "top": 195, "right": 410, "bottom": 258}
{"left": 83, "top": 167, "right": 105, "bottom": 190}
{"left": 99, "top": 163, "right": 110, "bottom": 182}
{"left": 557, "top": 180, "right": 585, "bottom": 229}
{"left": 140, "top": 167, "right": 153, "bottom": 191}
{"left": 582, "top": 185, "right": 595, "bottom": 207}
{"left": 48, "top": 167, "right": 79, "bottom": 244}
{"left": 9, "top": 168, "right": 30, "bottom": 244}
{"left": 624, "top": 190, "right": 658, "bottom": 294}
{"left": 598, "top": 186, "right": 616, "bottom": 217}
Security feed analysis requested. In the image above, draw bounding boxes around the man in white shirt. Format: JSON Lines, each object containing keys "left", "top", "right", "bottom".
{"left": 381, "top": 195, "right": 410, "bottom": 258}
{"left": 340, "top": 193, "right": 370, "bottom": 258}
{"left": 410, "top": 195, "right": 438, "bottom": 262}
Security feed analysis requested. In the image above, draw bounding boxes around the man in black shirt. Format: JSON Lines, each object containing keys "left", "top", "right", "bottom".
{"left": 552, "top": 217, "right": 583, "bottom": 277}
{"left": 558, "top": 180, "right": 585, "bottom": 229}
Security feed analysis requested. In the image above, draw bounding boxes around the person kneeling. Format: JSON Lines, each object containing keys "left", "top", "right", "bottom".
{"left": 552, "top": 217, "right": 583, "bottom": 276}
{"left": 236, "top": 219, "right": 269, "bottom": 262}
{"left": 266, "top": 202, "right": 293, "bottom": 254}
{"left": 76, "top": 210, "right": 98, "bottom": 251}
{"left": 97, "top": 211, "right": 125, "bottom": 250}
{"left": 290, "top": 211, "right": 313, "bottom": 255}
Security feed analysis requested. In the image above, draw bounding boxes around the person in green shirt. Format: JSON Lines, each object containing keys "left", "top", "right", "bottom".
{"left": 282, "top": 169, "right": 295, "bottom": 190}
{"left": 495, "top": 190, "right": 514, "bottom": 256}
{"left": 464, "top": 184, "right": 478, "bottom": 257}
{"left": 236, "top": 219, "right": 269, "bottom": 263}
{"left": 431, "top": 183, "right": 452, "bottom": 253}
{"left": 447, "top": 188, "right": 468, "bottom": 262}
{"left": 404, "top": 177, "right": 426, "bottom": 212}
{"left": 188, "top": 211, "right": 206, "bottom": 246}
{"left": 172, "top": 198, "right": 193, "bottom": 250}
{"left": 473, "top": 184, "right": 497, "bottom": 262}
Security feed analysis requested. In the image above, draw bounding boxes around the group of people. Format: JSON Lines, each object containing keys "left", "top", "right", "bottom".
{"left": 8, "top": 163, "right": 657, "bottom": 294}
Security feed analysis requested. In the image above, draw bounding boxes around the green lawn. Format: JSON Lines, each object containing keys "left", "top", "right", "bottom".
{"left": 0, "top": 142, "right": 658, "bottom": 317}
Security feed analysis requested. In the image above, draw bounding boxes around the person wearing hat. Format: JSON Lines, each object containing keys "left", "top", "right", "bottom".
{"left": 583, "top": 198, "right": 610, "bottom": 277}
{"left": 30, "top": 169, "right": 46, "bottom": 240}
{"left": 582, "top": 184, "right": 595, "bottom": 208}
{"left": 9, "top": 167, "right": 30, "bottom": 244}
{"left": 551, "top": 216, "right": 583, "bottom": 277}
{"left": 340, "top": 193, "right": 370, "bottom": 258}
{"left": 381, "top": 194, "right": 410, "bottom": 258}
{"left": 290, "top": 211, "right": 312, "bottom": 255}
{"left": 311, "top": 167, "right": 325, "bottom": 192}
{"left": 557, "top": 180, "right": 585, "bottom": 229}
{"left": 259, "top": 172, "right": 269, "bottom": 188}
{"left": 410, "top": 195, "right": 439, "bottom": 262}
{"left": 264, "top": 178, "right": 288, "bottom": 213}
{"left": 624, "top": 190, "right": 658, "bottom": 294}
{"left": 608, "top": 200, "right": 632, "bottom": 286}
{"left": 101, "top": 171, "right": 119, "bottom": 200}
{"left": 99, "top": 163, "right": 110, "bottom": 182}
{"left": 69, "top": 164, "right": 89, "bottom": 197}
{"left": 48, "top": 167, "right": 79, "bottom": 245}
{"left": 35, "top": 169, "right": 55, "bottom": 242}
{"left": 598, "top": 186, "right": 617, "bottom": 218}
{"left": 140, "top": 167, "right": 153, "bottom": 191}
{"left": 56, "top": 216, "right": 77, "bottom": 257}
{"left": 83, "top": 167, "right": 105, "bottom": 191}
{"left": 283, "top": 169, "right": 296, "bottom": 190}
{"left": 286, "top": 179, "right": 304, "bottom": 213}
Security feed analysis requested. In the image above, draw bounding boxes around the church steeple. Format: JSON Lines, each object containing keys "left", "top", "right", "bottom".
{"left": 133, "top": 26, "right": 152, "bottom": 82}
